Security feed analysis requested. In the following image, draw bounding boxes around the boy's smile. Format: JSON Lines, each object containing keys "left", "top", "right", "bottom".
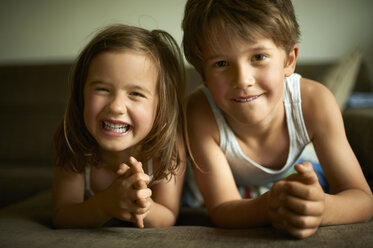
{"left": 232, "top": 93, "right": 263, "bottom": 103}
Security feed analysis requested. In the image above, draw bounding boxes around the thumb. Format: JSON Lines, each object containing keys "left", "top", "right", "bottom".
{"left": 293, "top": 161, "right": 319, "bottom": 185}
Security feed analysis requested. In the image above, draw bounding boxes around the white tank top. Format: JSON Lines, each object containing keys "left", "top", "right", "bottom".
{"left": 84, "top": 160, "right": 153, "bottom": 198}
{"left": 201, "top": 73, "right": 310, "bottom": 188}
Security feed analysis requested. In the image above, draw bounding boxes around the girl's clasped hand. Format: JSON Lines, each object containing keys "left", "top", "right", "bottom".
{"left": 102, "top": 156, "right": 152, "bottom": 228}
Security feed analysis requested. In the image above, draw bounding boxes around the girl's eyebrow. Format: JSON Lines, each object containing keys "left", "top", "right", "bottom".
{"left": 86, "top": 79, "right": 109, "bottom": 85}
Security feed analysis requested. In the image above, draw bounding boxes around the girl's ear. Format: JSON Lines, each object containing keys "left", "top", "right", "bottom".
{"left": 284, "top": 44, "right": 299, "bottom": 77}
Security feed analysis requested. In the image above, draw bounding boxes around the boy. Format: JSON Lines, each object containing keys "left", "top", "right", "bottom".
{"left": 182, "top": 0, "right": 373, "bottom": 238}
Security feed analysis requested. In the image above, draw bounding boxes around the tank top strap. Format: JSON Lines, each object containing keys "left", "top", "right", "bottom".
{"left": 84, "top": 164, "right": 95, "bottom": 198}
{"left": 283, "top": 73, "right": 310, "bottom": 147}
{"left": 147, "top": 159, "right": 154, "bottom": 181}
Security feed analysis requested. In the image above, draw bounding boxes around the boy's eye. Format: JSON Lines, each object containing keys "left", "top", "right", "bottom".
{"left": 214, "top": 60, "right": 229, "bottom": 67}
{"left": 252, "top": 54, "right": 266, "bottom": 62}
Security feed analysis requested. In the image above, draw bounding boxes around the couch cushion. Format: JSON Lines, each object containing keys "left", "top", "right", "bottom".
{"left": 0, "top": 64, "right": 71, "bottom": 163}
{"left": 0, "top": 189, "right": 372, "bottom": 248}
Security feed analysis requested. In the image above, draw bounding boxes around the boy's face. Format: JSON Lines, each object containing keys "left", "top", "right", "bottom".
{"left": 202, "top": 34, "right": 296, "bottom": 127}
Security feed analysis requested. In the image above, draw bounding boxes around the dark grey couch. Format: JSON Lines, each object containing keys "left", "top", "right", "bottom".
{"left": 0, "top": 62, "right": 372, "bottom": 247}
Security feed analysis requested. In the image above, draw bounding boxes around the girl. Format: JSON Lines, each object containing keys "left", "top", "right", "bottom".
{"left": 53, "top": 24, "right": 186, "bottom": 228}
{"left": 182, "top": 0, "right": 373, "bottom": 238}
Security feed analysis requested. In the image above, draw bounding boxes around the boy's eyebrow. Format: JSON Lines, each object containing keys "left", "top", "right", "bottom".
{"left": 205, "top": 45, "right": 272, "bottom": 61}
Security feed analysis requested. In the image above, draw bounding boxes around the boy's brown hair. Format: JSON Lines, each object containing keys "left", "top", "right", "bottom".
{"left": 54, "top": 24, "right": 186, "bottom": 180}
{"left": 182, "top": 0, "right": 300, "bottom": 76}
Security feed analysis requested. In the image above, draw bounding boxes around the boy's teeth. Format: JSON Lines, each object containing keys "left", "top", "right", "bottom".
{"left": 103, "top": 121, "right": 130, "bottom": 133}
{"left": 235, "top": 96, "right": 258, "bottom": 102}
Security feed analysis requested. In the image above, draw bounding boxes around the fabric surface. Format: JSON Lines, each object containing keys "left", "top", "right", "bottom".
{"left": 1, "top": 189, "right": 373, "bottom": 248}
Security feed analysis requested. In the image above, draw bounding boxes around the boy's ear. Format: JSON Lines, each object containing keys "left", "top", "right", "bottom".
{"left": 284, "top": 44, "right": 299, "bottom": 77}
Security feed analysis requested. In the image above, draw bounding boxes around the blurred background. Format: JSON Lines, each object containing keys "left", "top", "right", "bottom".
{"left": 0, "top": 0, "right": 372, "bottom": 83}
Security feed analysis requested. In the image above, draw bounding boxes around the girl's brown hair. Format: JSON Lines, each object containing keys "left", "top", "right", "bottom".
{"left": 54, "top": 24, "right": 186, "bottom": 180}
{"left": 182, "top": 0, "right": 300, "bottom": 76}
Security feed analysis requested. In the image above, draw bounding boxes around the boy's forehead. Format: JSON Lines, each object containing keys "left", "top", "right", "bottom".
{"left": 201, "top": 31, "right": 271, "bottom": 58}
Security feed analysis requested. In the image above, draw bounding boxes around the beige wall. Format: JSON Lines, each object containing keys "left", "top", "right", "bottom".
{"left": 0, "top": 0, "right": 372, "bottom": 81}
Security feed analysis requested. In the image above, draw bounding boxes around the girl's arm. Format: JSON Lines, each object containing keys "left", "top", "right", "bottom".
{"left": 142, "top": 136, "right": 187, "bottom": 227}
{"left": 301, "top": 79, "right": 373, "bottom": 224}
{"left": 52, "top": 164, "right": 151, "bottom": 228}
{"left": 187, "top": 90, "right": 271, "bottom": 228}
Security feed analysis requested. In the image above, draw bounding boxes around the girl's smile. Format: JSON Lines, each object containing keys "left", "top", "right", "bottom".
{"left": 101, "top": 119, "right": 131, "bottom": 136}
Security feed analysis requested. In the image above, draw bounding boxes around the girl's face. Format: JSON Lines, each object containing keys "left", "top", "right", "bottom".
{"left": 83, "top": 50, "right": 159, "bottom": 154}
{"left": 202, "top": 34, "right": 296, "bottom": 128}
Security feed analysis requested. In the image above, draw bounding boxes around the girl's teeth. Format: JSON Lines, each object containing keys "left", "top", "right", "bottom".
{"left": 103, "top": 121, "right": 130, "bottom": 133}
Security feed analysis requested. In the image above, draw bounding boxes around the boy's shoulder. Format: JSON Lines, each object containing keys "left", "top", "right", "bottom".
{"left": 300, "top": 77, "right": 335, "bottom": 108}
{"left": 187, "top": 88, "right": 213, "bottom": 121}
{"left": 300, "top": 77, "right": 341, "bottom": 137}
{"left": 187, "top": 88, "right": 220, "bottom": 140}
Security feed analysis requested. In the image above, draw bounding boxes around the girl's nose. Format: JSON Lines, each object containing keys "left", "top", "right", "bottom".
{"left": 232, "top": 64, "right": 255, "bottom": 89}
{"left": 108, "top": 94, "right": 127, "bottom": 114}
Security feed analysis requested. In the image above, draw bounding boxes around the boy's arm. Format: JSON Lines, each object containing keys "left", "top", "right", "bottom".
{"left": 187, "top": 90, "right": 271, "bottom": 228}
{"left": 301, "top": 78, "right": 373, "bottom": 225}
{"left": 142, "top": 136, "right": 187, "bottom": 227}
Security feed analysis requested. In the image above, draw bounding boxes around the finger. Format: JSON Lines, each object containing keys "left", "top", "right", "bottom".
{"left": 129, "top": 156, "right": 144, "bottom": 174}
{"left": 134, "top": 179, "right": 147, "bottom": 189}
{"left": 283, "top": 221, "right": 318, "bottom": 239}
{"left": 136, "top": 197, "right": 150, "bottom": 208}
{"left": 279, "top": 207, "right": 322, "bottom": 228}
{"left": 282, "top": 192, "right": 324, "bottom": 216}
{"left": 128, "top": 173, "right": 151, "bottom": 187}
{"left": 117, "top": 163, "right": 130, "bottom": 176}
{"left": 133, "top": 188, "right": 152, "bottom": 200}
{"left": 286, "top": 181, "right": 324, "bottom": 202}
{"left": 132, "top": 214, "right": 144, "bottom": 228}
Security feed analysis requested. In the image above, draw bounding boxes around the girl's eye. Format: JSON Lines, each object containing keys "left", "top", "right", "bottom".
{"left": 130, "top": 92, "right": 145, "bottom": 98}
{"left": 95, "top": 87, "right": 109, "bottom": 92}
{"left": 214, "top": 60, "right": 229, "bottom": 67}
{"left": 252, "top": 54, "right": 266, "bottom": 62}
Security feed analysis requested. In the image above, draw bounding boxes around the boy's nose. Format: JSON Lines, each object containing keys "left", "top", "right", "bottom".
{"left": 232, "top": 64, "right": 255, "bottom": 89}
